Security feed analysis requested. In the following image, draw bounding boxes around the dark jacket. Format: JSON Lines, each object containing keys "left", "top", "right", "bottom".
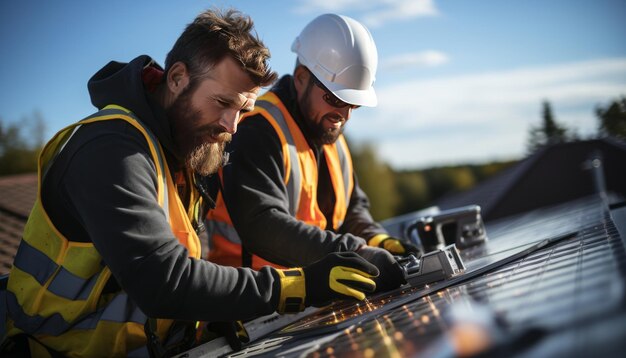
{"left": 41, "top": 55, "right": 280, "bottom": 322}
{"left": 220, "top": 75, "right": 387, "bottom": 267}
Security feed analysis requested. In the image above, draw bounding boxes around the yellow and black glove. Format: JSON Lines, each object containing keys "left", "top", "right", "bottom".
{"left": 275, "top": 252, "right": 379, "bottom": 313}
{"left": 356, "top": 246, "right": 406, "bottom": 292}
{"left": 369, "top": 234, "right": 422, "bottom": 257}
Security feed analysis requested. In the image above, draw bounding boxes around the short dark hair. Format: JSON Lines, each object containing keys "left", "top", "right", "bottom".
{"left": 165, "top": 8, "right": 277, "bottom": 87}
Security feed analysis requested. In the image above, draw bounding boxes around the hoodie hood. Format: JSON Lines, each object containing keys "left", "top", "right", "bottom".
{"left": 87, "top": 55, "right": 177, "bottom": 162}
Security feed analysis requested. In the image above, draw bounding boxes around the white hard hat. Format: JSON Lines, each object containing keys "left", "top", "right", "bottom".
{"left": 291, "top": 13, "right": 378, "bottom": 107}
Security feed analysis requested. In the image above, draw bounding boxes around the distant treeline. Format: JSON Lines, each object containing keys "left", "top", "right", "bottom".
{"left": 0, "top": 111, "right": 45, "bottom": 176}
{"left": 350, "top": 142, "right": 517, "bottom": 221}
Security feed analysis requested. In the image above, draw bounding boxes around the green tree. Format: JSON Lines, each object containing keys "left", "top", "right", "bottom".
{"left": 350, "top": 141, "right": 399, "bottom": 221}
{"left": 475, "top": 161, "right": 517, "bottom": 180}
{"left": 596, "top": 96, "right": 626, "bottom": 139}
{"left": 527, "top": 100, "right": 572, "bottom": 153}
{"left": 392, "top": 161, "right": 517, "bottom": 216}
{"left": 423, "top": 166, "right": 476, "bottom": 202}
{"left": 394, "top": 171, "right": 430, "bottom": 214}
{"left": 0, "top": 112, "right": 45, "bottom": 175}
{"left": 449, "top": 167, "right": 476, "bottom": 191}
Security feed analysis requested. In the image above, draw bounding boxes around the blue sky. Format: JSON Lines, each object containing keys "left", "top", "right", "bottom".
{"left": 1, "top": 0, "right": 625, "bottom": 169}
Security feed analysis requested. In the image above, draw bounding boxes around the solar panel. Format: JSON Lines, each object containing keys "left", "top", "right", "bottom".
{"left": 191, "top": 196, "right": 626, "bottom": 358}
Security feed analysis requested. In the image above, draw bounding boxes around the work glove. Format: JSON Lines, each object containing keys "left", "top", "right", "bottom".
{"left": 356, "top": 246, "right": 406, "bottom": 292}
{"left": 274, "top": 252, "right": 379, "bottom": 313}
{"left": 205, "top": 320, "right": 250, "bottom": 351}
{"left": 369, "top": 234, "right": 422, "bottom": 257}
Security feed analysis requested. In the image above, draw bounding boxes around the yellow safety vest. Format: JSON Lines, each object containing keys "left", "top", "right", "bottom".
{"left": 4, "top": 106, "right": 202, "bottom": 357}
{"left": 207, "top": 92, "right": 354, "bottom": 270}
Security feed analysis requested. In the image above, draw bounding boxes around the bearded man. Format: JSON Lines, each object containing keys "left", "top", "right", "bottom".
{"left": 207, "top": 14, "right": 421, "bottom": 293}
{"left": 2, "top": 9, "right": 381, "bottom": 357}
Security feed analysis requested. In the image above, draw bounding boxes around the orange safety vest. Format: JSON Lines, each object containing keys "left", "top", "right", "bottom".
{"left": 207, "top": 92, "right": 354, "bottom": 270}
{"left": 4, "top": 106, "right": 202, "bottom": 357}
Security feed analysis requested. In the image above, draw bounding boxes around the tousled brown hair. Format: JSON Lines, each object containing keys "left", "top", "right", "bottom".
{"left": 165, "top": 8, "right": 277, "bottom": 87}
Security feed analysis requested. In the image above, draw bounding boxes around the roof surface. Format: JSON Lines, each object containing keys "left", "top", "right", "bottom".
{"left": 436, "top": 138, "right": 626, "bottom": 220}
{"left": 204, "top": 195, "right": 625, "bottom": 357}
{"left": 0, "top": 173, "right": 37, "bottom": 275}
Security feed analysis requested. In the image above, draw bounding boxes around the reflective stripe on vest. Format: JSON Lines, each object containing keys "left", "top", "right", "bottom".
{"left": 255, "top": 100, "right": 302, "bottom": 216}
{"left": 251, "top": 95, "right": 352, "bottom": 225}
{"left": 5, "top": 106, "right": 200, "bottom": 357}
{"left": 206, "top": 92, "right": 354, "bottom": 269}
{"left": 332, "top": 136, "right": 353, "bottom": 228}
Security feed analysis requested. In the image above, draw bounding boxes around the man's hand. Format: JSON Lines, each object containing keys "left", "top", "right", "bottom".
{"left": 369, "top": 234, "right": 422, "bottom": 257}
{"left": 356, "top": 246, "right": 406, "bottom": 292}
{"left": 205, "top": 320, "right": 250, "bottom": 351}
{"left": 274, "top": 252, "right": 379, "bottom": 313}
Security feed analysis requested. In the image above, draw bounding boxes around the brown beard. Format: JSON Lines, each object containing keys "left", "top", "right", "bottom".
{"left": 187, "top": 133, "right": 231, "bottom": 176}
{"left": 300, "top": 79, "right": 344, "bottom": 145}
{"left": 168, "top": 83, "right": 232, "bottom": 175}
{"left": 318, "top": 116, "right": 344, "bottom": 145}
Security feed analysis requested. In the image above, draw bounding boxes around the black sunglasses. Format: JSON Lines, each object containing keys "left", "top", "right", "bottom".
{"left": 307, "top": 70, "right": 360, "bottom": 110}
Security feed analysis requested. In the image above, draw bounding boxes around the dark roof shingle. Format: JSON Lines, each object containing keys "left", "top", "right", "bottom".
{"left": 0, "top": 173, "right": 37, "bottom": 275}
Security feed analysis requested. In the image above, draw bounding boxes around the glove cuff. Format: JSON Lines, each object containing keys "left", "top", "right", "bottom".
{"left": 368, "top": 234, "right": 407, "bottom": 255}
{"left": 275, "top": 268, "right": 306, "bottom": 313}
{"left": 368, "top": 234, "right": 390, "bottom": 247}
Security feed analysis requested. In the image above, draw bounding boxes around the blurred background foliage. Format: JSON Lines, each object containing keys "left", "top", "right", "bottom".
{"left": 350, "top": 141, "right": 517, "bottom": 220}
{"left": 0, "top": 111, "right": 45, "bottom": 176}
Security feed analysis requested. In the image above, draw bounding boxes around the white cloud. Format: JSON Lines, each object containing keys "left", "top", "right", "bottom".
{"left": 381, "top": 50, "right": 449, "bottom": 70}
{"left": 362, "top": 0, "right": 439, "bottom": 28}
{"left": 293, "top": 0, "right": 439, "bottom": 27}
{"left": 348, "top": 58, "right": 626, "bottom": 169}
{"left": 292, "top": 0, "right": 364, "bottom": 13}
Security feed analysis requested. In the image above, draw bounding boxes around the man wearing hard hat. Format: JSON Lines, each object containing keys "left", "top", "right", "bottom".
{"left": 206, "top": 14, "right": 420, "bottom": 292}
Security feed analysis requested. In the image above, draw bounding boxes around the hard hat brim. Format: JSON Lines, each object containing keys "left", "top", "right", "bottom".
{"left": 328, "top": 84, "right": 378, "bottom": 108}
